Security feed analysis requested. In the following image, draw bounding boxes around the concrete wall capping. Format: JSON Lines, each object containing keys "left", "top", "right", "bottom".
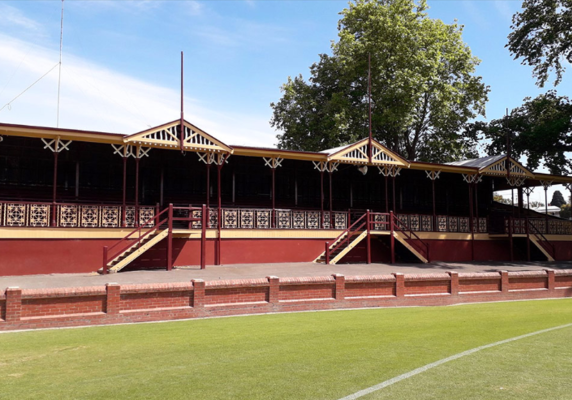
{"left": 2, "top": 270, "right": 572, "bottom": 331}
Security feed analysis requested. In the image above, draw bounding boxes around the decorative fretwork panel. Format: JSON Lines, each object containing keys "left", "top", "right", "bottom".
{"left": 276, "top": 210, "right": 292, "bottom": 229}
{"left": 478, "top": 218, "right": 487, "bottom": 233}
{"left": 139, "top": 207, "right": 155, "bottom": 227}
{"left": 58, "top": 205, "right": 78, "bottom": 228}
{"left": 101, "top": 206, "right": 120, "bottom": 228}
{"left": 334, "top": 212, "right": 347, "bottom": 230}
{"left": 256, "top": 210, "right": 270, "bottom": 229}
{"left": 306, "top": 211, "right": 321, "bottom": 229}
{"left": 459, "top": 217, "right": 470, "bottom": 233}
{"left": 208, "top": 209, "right": 218, "bottom": 229}
{"left": 191, "top": 210, "right": 202, "bottom": 229}
{"left": 239, "top": 210, "right": 254, "bottom": 229}
{"left": 80, "top": 205, "right": 99, "bottom": 228}
{"left": 292, "top": 211, "right": 305, "bottom": 229}
{"left": 125, "top": 207, "right": 136, "bottom": 228}
{"left": 322, "top": 212, "right": 331, "bottom": 230}
{"left": 372, "top": 214, "right": 388, "bottom": 231}
{"left": 5, "top": 203, "right": 26, "bottom": 227}
{"left": 448, "top": 217, "right": 458, "bottom": 232}
{"left": 437, "top": 216, "right": 447, "bottom": 232}
{"left": 223, "top": 209, "right": 238, "bottom": 229}
{"left": 421, "top": 215, "right": 432, "bottom": 232}
{"left": 28, "top": 204, "right": 50, "bottom": 227}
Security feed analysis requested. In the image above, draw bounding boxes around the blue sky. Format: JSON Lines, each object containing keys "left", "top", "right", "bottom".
{"left": 0, "top": 0, "right": 570, "bottom": 203}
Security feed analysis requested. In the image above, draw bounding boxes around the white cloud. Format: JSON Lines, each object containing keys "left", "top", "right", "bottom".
{"left": 0, "top": 3, "right": 42, "bottom": 31}
{"left": 0, "top": 34, "right": 276, "bottom": 147}
{"left": 493, "top": 1, "right": 514, "bottom": 23}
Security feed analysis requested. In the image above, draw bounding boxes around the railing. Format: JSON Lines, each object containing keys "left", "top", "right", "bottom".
{"left": 527, "top": 218, "right": 556, "bottom": 259}
{"left": 102, "top": 207, "right": 170, "bottom": 274}
{"left": 504, "top": 217, "right": 572, "bottom": 235}
{"left": 325, "top": 213, "right": 368, "bottom": 264}
{"left": 392, "top": 213, "right": 430, "bottom": 262}
{"left": 0, "top": 200, "right": 156, "bottom": 228}
{"left": 188, "top": 207, "right": 349, "bottom": 230}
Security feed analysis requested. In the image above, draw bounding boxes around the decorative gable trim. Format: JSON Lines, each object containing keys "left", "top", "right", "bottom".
{"left": 327, "top": 138, "right": 409, "bottom": 167}
{"left": 480, "top": 157, "right": 534, "bottom": 178}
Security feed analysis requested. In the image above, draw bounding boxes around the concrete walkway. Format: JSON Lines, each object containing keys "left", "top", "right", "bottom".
{"left": 1, "top": 261, "right": 571, "bottom": 289}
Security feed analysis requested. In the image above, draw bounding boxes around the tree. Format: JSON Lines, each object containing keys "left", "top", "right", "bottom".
{"left": 561, "top": 204, "right": 571, "bottom": 219}
{"left": 271, "top": 0, "right": 489, "bottom": 162}
{"left": 507, "top": 0, "right": 572, "bottom": 87}
{"left": 551, "top": 190, "right": 566, "bottom": 207}
{"left": 493, "top": 194, "right": 512, "bottom": 205}
{"left": 464, "top": 91, "right": 572, "bottom": 175}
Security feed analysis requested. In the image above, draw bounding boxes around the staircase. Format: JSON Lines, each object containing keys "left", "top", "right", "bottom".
{"left": 315, "top": 213, "right": 368, "bottom": 264}
{"left": 391, "top": 214, "right": 430, "bottom": 263}
{"left": 528, "top": 220, "right": 556, "bottom": 261}
{"left": 101, "top": 207, "right": 171, "bottom": 274}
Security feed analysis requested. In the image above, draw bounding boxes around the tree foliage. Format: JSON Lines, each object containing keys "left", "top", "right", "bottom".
{"left": 271, "top": 0, "right": 489, "bottom": 162}
{"left": 561, "top": 204, "right": 571, "bottom": 219}
{"left": 507, "top": 0, "right": 572, "bottom": 87}
{"left": 551, "top": 190, "right": 566, "bottom": 207}
{"left": 464, "top": 91, "right": 572, "bottom": 175}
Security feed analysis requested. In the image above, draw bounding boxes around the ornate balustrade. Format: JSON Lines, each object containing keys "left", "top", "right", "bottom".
{"left": 505, "top": 217, "right": 572, "bottom": 235}
{"left": 0, "top": 201, "right": 155, "bottom": 228}
{"left": 371, "top": 213, "right": 488, "bottom": 233}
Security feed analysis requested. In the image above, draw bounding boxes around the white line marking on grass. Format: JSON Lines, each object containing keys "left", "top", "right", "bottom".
{"left": 339, "top": 322, "right": 572, "bottom": 400}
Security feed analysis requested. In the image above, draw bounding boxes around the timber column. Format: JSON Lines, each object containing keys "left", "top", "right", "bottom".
{"left": 264, "top": 157, "right": 283, "bottom": 228}
{"left": 41, "top": 137, "right": 71, "bottom": 227}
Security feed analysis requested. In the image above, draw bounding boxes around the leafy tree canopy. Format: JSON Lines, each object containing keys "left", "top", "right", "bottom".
{"left": 507, "top": 0, "right": 572, "bottom": 87}
{"left": 551, "top": 190, "right": 566, "bottom": 207}
{"left": 271, "top": 0, "right": 489, "bottom": 163}
{"left": 464, "top": 91, "right": 572, "bottom": 175}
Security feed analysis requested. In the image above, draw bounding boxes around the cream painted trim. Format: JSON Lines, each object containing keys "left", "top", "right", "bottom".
{"left": 173, "top": 229, "right": 344, "bottom": 239}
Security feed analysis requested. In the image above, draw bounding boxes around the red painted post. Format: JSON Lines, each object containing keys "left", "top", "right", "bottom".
{"left": 200, "top": 204, "right": 207, "bottom": 269}
{"left": 102, "top": 246, "right": 108, "bottom": 275}
{"left": 525, "top": 217, "right": 531, "bottom": 261}
{"left": 508, "top": 217, "right": 514, "bottom": 262}
{"left": 206, "top": 163, "right": 210, "bottom": 209}
{"left": 135, "top": 156, "right": 140, "bottom": 228}
{"left": 271, "top": 167, "right": 276, "bottom": 228}
{"left": 432, "top": 178, "right": 436, "bottom": 232}
{"left": 329, "top": 171, "right": 334, "bottom": 228}
{"left": 105, "top": 283, "right": 120, "bottom": 315}
{"left": 320, "top": 170, "right": 324, "bottom": 228}
{"left": 216, "top": 164, "right": 222, "bottom": 265}
{"left": 122, "top": 156, "right": 127, "bottom": 227}
{"left": 51, "top": 151, "right": 59, "bottom": 227}
{"left": 392, "top": 176, "right": 396, "bottom": 212}
{"left": 5, "top": 287, "right": 22, "bottom": 322}
{"left": 366, "top": 210, "right": 371, "bottom": 264}
{"left": 325, "top": 242, "right": 330, "bottom": 265}
{"left": 167, "top": 203, "right": 173, "bottom": 271}
{"left": 468, "top": 182, "right": 475, "bottom": 261}
{"left": 544, "top": 186, "right": 549, "bottom": 234}
{"left": 384, "top": 175, "right": 389, "bottom": 213}
{"left": 390, "top": 211, "right": 395, "bottom": 264}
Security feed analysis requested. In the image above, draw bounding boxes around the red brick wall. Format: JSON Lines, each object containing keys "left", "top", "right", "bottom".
{"left": 2, "top": 269, "right": 572, "bottom": 331}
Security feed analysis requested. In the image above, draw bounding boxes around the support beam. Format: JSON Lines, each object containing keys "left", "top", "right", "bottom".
{"left": 122, "top": 157, "right": 127, "bottom": 227}
{"left": 74, "top": 161, "right": 80, "bottom": 199}
{"left": 135, "top": 156, "right": 140, "bottom": 227}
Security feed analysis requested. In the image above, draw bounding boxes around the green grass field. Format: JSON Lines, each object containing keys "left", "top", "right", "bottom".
{"left": 2, "top": 299, "right": 572, "bottom": 399}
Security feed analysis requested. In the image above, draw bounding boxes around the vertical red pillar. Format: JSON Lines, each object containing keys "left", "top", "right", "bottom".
{"left": 5, "top": 287, "right": 22, "bottom": 323}
{"left": 508, "top": 216, "right": 514, "bottom": 262}
{"left": 544, "top": 186, "right": 549, "bottom": 234}
{"left": 102, "top": 246, "right": 109, "bottom": 275}
{"left": 333, "top": 274, "right": 345, "bottom": 300}
{"left": 329, "top": 171, "right": 333, "bottom": 228}
{"left": 468, "top": 182, "right": 474, "bottom": 261}
{"left": 200, "top": 204, "right": 207, "bottom": 270}
{"left": 271, "top": 167, "right": 276, "bottom": 228}
{"left": 122, "top": 156, "right": 127, "bottom": 227}
{"left": 320, "top": 170, "right": 324, "bottom": 228}
{"left": 51, "top": 151, "right": 59, "bottom": 227}
{"left": 167, "top": 204, "right": 173, "bottom": 271}
{"left": 392, "top": 176, "right": 396, "bottom": 212}
{"left": 192, "top": 279, "right": 205, "bottom": 308}
{"left": 267, "top": 276, "right": 279, "bottom": 304}
{"left": 545, "top": 269, "right": 555, "bottom": 291}
{"left": 393, "top": 273, "right": 404, "bottom": 297}
{"left": 105, "top": 283, "right": 120, "bottom": 315}
{"left": 432, "top": 178, "right": 436, "bottom": 231}
{"left": 448, "top": 271, "right": 459, "bottom": 296}
{"left": 500, "top": 271, "right": 509, "bottom": 293}
{"left": 390, "top": 211, "right": 395, "bottom": 264}
{"left": 525, "top": 217, "right": 531, "bottom": 261}
{"left": 366, "top": 209, "right": 371, "bottom": 264}
{"left": 325, "top": 242, "right": 330, "bottom": 265}
{"left": 216, "top": 164, "right": 222, "bottom": 265}
{"left": 206, "top": 163, "right": 210, "bottom": 209}
{"left": 135, "top": 156, "right": 140, "bottom": 228}
{"left": 384, "top": 174, "right": 389, "bottom": 213}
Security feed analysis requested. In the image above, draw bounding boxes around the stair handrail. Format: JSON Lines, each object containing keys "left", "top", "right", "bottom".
{"left": 326, "top": 213, "right": 368, "bottom": 262}
{"left": 392, "top": 214, "right": 430, "bottom": 260}
{"left": 527, "top": 218, "right": 556, "bottom": 259}
{"left": 368, "top": 212, "right": 390, "bottom": 231}
{"left": 103, "top": 207, "right": 170, "bottom": 270}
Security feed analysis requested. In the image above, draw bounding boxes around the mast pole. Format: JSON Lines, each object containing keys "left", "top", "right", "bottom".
{"left": 180, "top": 51, "right": 184, "bottom": 152}
{"left": 368, "top": 53, "right": 372, "bottom": 164}
{"left": 57, "top": 0, "right": 65, "bottom": 127}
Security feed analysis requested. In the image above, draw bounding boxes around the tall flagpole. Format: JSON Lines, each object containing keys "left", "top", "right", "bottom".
{"left": 368, "top": 53, "right": 372, "bottom": 164}
{"left": 180, "top": 51, "right": 184, "bottom": 152}
{"left": 57, "top": 0, "right": 65, "bottom": 127}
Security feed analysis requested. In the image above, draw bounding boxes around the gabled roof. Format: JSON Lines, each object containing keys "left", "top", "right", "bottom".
{"left": 446, "top": 154, "right": 534, "bottom": 178}
{"left": 321, "top": 138, "right": 410, "bottom": 167}
{"left": 124, "top": 119, "right": 233, "bottom": 154}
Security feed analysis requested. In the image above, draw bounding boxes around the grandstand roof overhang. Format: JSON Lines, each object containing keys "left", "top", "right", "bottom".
{"left": 320, "top": 138, "right": 410, "bottom": 168}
